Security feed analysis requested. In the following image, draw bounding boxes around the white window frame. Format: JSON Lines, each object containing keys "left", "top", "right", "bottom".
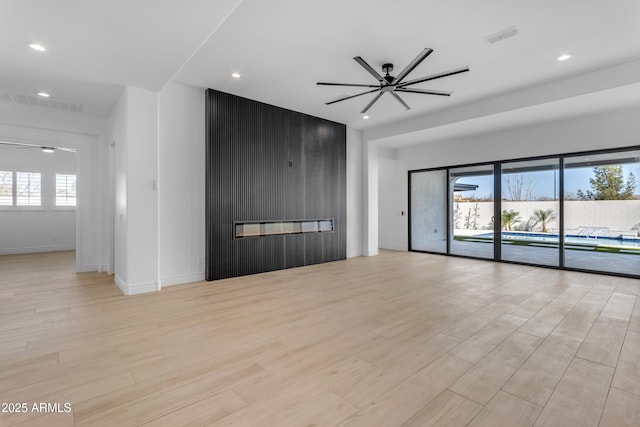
{"left": 0, "top": 170, "right": 13, "bottom": 206}
{"left": 0, "top": 170, "right": 76, "bottom": 210}
{"left": 55, "top": 173, "right": 77, "bottom": 207}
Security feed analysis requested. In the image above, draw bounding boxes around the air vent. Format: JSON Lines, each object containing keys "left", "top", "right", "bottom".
{"left": 0, "top": 92, "right": 83, "bottom": 113}
{"left": 484, "top": 26, "right": 518, "bottom": 44}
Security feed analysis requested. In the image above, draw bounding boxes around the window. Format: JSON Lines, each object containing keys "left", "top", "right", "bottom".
{"left": 408, "top": 145, "right": 640, "bottom": 278}
{"left": 501, "top": 159, "right": 560, "bottom": 267}
{"left": 16, "top": 172, "right": 41, "bottom": 206}
{"left": 564, "top": 150, "right": 640, "bottom": 276}
{"left": 449, "top": 164, "right": 495, "bottom": 259}
{"left": 56, "top": 174, "right": 77, "bottom": 206}
{"left": 0, "top": 170, "right": 76, "bottom": 208}
{"left": 0, "top": 171, "right": 12, "bottom": 205}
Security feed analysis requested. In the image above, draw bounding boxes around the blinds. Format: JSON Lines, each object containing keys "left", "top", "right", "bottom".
{"left": 16, "top": 172, "right": 41, "bottom": 206}
{"left": 56, "top": 174, "right": 76, "bottom": 206}
{"left": 0, "top": 171, "right": 11, "bottom": 205}
{"left": 0, "top": 171, "right": 76, "bottom": 207}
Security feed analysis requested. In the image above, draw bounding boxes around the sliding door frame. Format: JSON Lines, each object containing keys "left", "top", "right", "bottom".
{"left": 408, "top": 144, "right": 640, "bottom": 279}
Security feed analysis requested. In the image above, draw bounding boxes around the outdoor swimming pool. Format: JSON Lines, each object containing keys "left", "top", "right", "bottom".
{"left": 476, "top": 232, "right": 640, "bottom": 249}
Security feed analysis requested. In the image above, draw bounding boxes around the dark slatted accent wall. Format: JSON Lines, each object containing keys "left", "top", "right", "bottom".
{"left": 205, "top": 89, "right": 346, "bottom": 280}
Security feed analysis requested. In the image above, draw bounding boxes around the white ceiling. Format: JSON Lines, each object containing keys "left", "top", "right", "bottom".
{"left": 1, "top": 0, "right": 241, "bottom": 116}
{"left": 3, "top": 0, "right": 640, "bottom": 136}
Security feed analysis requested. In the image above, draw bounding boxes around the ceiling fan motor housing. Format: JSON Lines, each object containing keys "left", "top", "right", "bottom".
{"left": 382, "top": 63, "right": 394, "bottom": 83}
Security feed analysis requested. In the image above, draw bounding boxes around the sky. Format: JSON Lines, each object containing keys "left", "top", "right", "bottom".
{"left": 455, "top": 164, "right": 640, "bottom": 200}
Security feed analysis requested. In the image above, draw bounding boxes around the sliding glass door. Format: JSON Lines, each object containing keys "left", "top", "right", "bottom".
{"left": 449, "top": 164, "right": 495, "bottom": 259}
{"left": 501, "top": 159, "right": 560, "bottom": 266}
{"left": 410, "top": 170, "right": 447, "bottom": 253}
{"left": 564, "top": 150, "right": 640, "bottom": 276}
{"left": 408, "top": 146, "right": 639, "bottom": 278}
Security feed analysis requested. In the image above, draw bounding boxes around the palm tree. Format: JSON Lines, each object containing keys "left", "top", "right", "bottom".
{"left": 533, "top": 208, "right": 557, "bottom": 233}
{"left": 501, "top": 209, "right": 521, "bottom": 231}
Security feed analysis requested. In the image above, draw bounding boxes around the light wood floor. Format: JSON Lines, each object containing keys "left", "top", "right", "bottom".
{"left": 1, "top": 250, "right": 639, "bottom": 426}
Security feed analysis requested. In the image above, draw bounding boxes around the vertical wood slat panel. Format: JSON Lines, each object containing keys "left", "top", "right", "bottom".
{"left": 205, "top": 89, "right": 346, "bottom": 281}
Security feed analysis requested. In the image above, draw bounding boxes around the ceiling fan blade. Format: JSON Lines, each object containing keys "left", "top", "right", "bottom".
{"left": 354, "top": 56, "right": 385, "bottom": 83}
{"left": 397, "top": 66, "right": 469, "bottom": 88}
{"left": 0, "top": 141, "right": 34, "bottom": 149}
{"left": 0, "top": 141, "right": 76, "bottom": 153}
{"left": 325, "top": 88, "right": 381, "bottom": 105}
{"left": 395, "top": 87, "right": 452, "bottom": 96}
{"left": 390, "top": 92, "right": 411, "bottom": 110}
{"left": 317, "top": 82, "right": 380, "bottom": 88}
{"left": 360, "top": 91, "right": 385, "bottom": 114}
{"left": 393, "top": 48, "right": 433, "bottom": 85}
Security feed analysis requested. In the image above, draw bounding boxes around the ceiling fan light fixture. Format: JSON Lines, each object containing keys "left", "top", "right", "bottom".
{"left": 37, "top": 92, "right": 50, "bottom": 98}
{"left": 231, "top": 72, "right": 241, "bottom": 78}
{"left": 318, "top": 48, "right": 468, "bottom": 114}
{"left": 41, "top": 147, "right": 55, "bottom": 153}
{"left": 363, "top": 115, "right": 369, "bottom": 119}
{"left": 29, "top": 43, "right": 46, "bottom": 52}
{"left": 557, "top": 54, "right": 572, "bottom": 61}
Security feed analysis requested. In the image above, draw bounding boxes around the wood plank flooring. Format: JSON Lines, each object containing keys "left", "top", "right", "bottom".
{"left": 0, "top": 250, "right": 639, "bottom": 426}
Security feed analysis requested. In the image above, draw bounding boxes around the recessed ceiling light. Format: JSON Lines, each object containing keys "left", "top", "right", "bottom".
{"left": 231, "top": 72, "right": 241, "bottom": 78}
{"left": 557, "top": 54, "right": 572, "bottom": 61}
{"left": 41, "top": 147, "right": 55, "bottom": 153}
{"left": 29, "top": 43, "right": 46, "bottom": 52}
{"left": 363, "top": 115, "right": 369, "bottom": 120}
{"left": 37, "top": 92, "right": 50, "bottom": 98}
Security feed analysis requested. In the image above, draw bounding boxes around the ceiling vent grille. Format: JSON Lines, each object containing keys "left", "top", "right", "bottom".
{"left": 0, "top": 92, "right": 83, "bottom": 113}
{"left": 485, "top": 26, "right": 518, "bottom": 44}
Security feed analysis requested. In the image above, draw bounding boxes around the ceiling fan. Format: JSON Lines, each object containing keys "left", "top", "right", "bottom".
{"left": 317, "top": 48, "right": 469, "bottom": 114}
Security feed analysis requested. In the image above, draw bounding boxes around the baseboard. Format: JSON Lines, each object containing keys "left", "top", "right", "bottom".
{"left": 379, "top": 244, "right": 407, "bottom": 251}
{"left": 160, "top": 272, "right": 206, "bottom": 288}
{"left": 0, "top": 245, "right": 75, "bottom": 255}
{"left": 347, "top": 250, "right": 362, "bottom": 258}
{"left": 363, "top": 249, "right": 379, "bottom": 256}
{"left": 76, "top": 264, "right": 98, "bottom": 273}
{"left": 114, "top": 274, "right": 157, "bottom": 296}
{"left": 114, "top": 274, "right": 127, "bottom": 295}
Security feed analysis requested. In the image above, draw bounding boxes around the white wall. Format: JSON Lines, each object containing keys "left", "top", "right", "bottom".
{"left": 107, "top": 87, "right": 159, "bottom": 294}
{"left": 346, "top": 127, "right": 363, "bottom": 258}
{"left": 158, "top": 82, "right": 206, "bottom": 286}
{"left": 0, "top": 102, "right": 107, "bottom": 271}
{"left": 362, "top": 142, "right": 379, "bottom": 256}
{"left": 564, "top": 200, "right": 640, "bottom": 234}
{"left": 452, "top": 200, "right": 640, "bottom": 235}
{"left": 127, "top": 88, "right": 158, "bottom": 289}
{"left": 378, "top": 149, "right": 407, "bottom": 251}
{"left": 108, "top": 91, "right": 128, "bottom": 283}
{"left": 0, "top": 144, "right": 76, "bottom": 254}
{"left": 396, "top": 106, "right": 640, "bottom": 170}
{"left": 377, "top": 106, "right": 640, "bottom": 251}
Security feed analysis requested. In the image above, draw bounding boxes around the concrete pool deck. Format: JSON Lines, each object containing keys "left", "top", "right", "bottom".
{"left": 446, "top": 240, "right": 640, "bottom": 276}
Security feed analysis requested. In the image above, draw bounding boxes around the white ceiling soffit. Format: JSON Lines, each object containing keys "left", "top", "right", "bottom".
{"left": 175, "top": 0, "right": 640, "bottom": 130}
{"left": 1, "top": 0, "right": 242, "bottom": 117}
{"left": 366, "top": 59, "right": 640, "bottom": 147}
{"left": 370, "top": 82, "right": 640, "bottom": 149}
